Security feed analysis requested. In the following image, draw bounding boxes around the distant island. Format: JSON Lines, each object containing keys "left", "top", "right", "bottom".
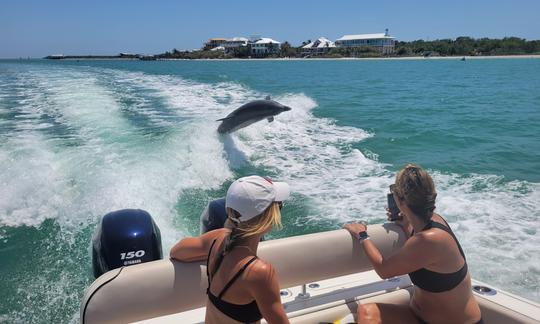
{"left": 46, "top": 36, "right": 540, "bottom": 60}
{"left": 45, "top": 53, "right": 156, "bottom": 60}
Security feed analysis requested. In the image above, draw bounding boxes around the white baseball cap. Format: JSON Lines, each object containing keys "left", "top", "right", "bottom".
{"left": 226, "top": 175, "right": 290, "bottom": 222}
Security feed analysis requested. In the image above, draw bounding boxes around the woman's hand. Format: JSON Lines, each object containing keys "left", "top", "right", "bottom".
{"left": 343, "top": 222, "right": 367, "bottom": 239}
{"left": 385, "top": 207, "right": 402, "bottom": 222}
{"left": 386, "top": 208, "right": 412, "bottom": 238}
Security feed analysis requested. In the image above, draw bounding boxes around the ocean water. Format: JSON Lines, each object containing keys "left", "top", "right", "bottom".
{"left": 1, "top": 58, "right": 539, "bottom": 323}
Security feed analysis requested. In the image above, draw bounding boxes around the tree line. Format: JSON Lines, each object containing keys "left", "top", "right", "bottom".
{"left": 156, "top": 37, "right": 540, "bottom": 59}
{"left": 395, "top": 37, "right": 540, "bottom": 56}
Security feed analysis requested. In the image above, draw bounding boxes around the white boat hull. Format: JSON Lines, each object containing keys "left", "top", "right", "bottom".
{"left": 80, "top": 224, "right": 540, "bottom": 323}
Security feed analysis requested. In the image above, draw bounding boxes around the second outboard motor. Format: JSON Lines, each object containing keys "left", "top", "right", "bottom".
{"left": 199, "top": 197, "right": 266, "bottom": 241}
{"left": 200, "top": 197, "right": 228, "bottom": 234}
{"left": 92, "top": 209, "right": 162, "bottom": 278}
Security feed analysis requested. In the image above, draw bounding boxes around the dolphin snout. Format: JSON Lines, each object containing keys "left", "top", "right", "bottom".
{"left": 282, "top": 106, "right": 292, "bottom": 111}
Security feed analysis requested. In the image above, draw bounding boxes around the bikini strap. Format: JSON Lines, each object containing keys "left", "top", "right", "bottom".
{"left": 429, "top": 221, "right": 466, "bottom": 260}
{"left": 218, "top": 256, "right": 258, "bottom": 299}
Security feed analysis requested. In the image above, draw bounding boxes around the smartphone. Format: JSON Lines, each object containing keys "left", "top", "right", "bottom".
{"left": 387, "top": 193, "right": 400, "bottom": 221}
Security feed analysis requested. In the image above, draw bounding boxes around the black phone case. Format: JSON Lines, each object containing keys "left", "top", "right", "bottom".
{"left": 387, "top": 193, "right": 400, "bottom": 221}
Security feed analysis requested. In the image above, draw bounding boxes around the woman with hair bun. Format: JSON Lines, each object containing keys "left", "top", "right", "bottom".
{"left": 344, "top": 164, "right": 482, "bottom": 324}
{"left": 170, "top": 175, "right": 290, "bottom": 324}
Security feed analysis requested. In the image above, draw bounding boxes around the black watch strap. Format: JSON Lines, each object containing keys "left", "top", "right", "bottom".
{"left": 358, "top": 231, "right": 369, "bottom": 241}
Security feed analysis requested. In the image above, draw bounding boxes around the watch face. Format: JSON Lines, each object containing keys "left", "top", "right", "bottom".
{"left": 359, "top": 231, "right": 369, "bottom": 239}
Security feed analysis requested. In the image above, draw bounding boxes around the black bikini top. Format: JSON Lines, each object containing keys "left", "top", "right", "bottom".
{"left": 206, "top": 239, "right": 263, "bottom": 323}
{"left": 408, "top": 219, "right": 468, "bottom": 293}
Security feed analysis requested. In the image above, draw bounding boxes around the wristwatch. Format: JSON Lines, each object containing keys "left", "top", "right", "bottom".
{"left": 358, "top": 231, "right": 370, "bottom": 242}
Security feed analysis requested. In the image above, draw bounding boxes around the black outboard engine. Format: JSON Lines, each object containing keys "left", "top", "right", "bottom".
{"left": 92, "top": 209, "right": 162, "bottom": 278}
{"left": 200, "top": 197, "right": 228, "bottom": 234}
{"left": 199, "top": 197, "right": 265, "bottom": 241}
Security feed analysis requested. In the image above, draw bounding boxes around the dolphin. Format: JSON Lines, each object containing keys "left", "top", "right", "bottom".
{"left": 217, "top": 96, "right": 291, "bottom": 134}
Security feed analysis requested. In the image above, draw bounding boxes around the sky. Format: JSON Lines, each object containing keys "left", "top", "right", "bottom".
{"left": 1, "top": 0, "right": 540, "bottom": 58}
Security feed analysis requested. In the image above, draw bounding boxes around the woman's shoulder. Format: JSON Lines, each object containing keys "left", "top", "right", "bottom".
{"left": 245, "top": 258, "right": 277, "bottom": 284}
{"left": 420, "top": 215, "right": 459, "bottom": 248}
{"left": 201, "top": 228, "right": 230, "bottom": 242}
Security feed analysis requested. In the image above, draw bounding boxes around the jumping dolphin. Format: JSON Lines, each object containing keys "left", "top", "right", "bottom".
{"left": 216, "top": 96, "right": 291, "bottom": 134}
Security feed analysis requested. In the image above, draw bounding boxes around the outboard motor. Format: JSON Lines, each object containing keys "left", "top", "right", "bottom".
{"left": 92, "top": 209, "right": 162, "bottom": 278}
{"left": 200, "top": 197, "right": 228, "bottom": 234}
{"left": 199, "top": 197, "right": 266, "bottom": 241}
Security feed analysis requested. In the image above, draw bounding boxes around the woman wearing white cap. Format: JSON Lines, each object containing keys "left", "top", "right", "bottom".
{"left": 170, "top": 175, "right": 291, "bottom": 324}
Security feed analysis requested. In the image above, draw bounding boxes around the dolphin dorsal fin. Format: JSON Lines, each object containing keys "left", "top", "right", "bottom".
{"left": 265, "top": 95, "right": 271, "bottom": 100}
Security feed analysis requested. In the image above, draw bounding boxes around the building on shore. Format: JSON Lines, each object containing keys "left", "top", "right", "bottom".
{"left": 301, "top": 37, "right": 336, "bottom": 56}
{"left": 222, "top": 37, "right": 249, "bottom": 54}
{"left": 223, "top": 37, "right": 249, "bottom": 49}
{"left": 335, "top": 29, "right": 395, "bottom": 54}
{"left": 250, "top": 38, "right": 281, "bottom": 57}
{"left": 204, "top": 38, "right": 228, "bottom": 50}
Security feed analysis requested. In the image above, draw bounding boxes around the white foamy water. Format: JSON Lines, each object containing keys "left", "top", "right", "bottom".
{"left": 1, "top": 64, "right": 539, "bottom": 322}
{"left": 0, "top": 67, "right": 237, "bottom": 247}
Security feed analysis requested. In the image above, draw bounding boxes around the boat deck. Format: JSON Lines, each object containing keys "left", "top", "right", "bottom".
{"left": 134, "top": 270, "right": 540, "bottom": 323}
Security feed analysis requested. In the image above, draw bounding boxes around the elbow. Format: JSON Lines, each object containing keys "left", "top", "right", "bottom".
{"left": 169, "top": 252, "right": 189, "bottom": 262}
{"left": 373, "top": 265, "right": 393, "bottom": 279}
{"left": 377, "top": 272, "right": 393, "bottom": 280}
{"left": 169, "top": 250, "right": 181, "bottom": 261}
{"left": 169, "top": 248, "right": 203, "bottom": 263}
{"left": 169, "top": 249, "right": 179, "bottom": 260}
{"left": 169, "top": 243, "right": 185, "bottom": 261}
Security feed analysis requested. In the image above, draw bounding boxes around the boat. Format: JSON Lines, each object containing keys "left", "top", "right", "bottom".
{"left": 80, "top": 207, "right": 540, "bottom": 323}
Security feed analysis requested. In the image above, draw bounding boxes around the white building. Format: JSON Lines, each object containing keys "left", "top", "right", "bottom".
{"left": 203, "top": 38, "right": 227, "bottom": 50}
{"left": 335, "top": 29, "right": 395, "bottom": 54}
{"left": 301, "top": 37, "right": 336, "bottom": 55}
{"left": 223, "top": 37, "right": 249, "bottom": 49}
{"left": 250, "top": 38, "right": 281, "bottom": 57}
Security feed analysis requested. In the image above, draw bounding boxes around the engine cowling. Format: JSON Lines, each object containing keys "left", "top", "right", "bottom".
{"left": 199, "top": 197, "right": 228, "bottom": 234}
{"left": 92, "top": 209, "right": 162, "bottom": 278}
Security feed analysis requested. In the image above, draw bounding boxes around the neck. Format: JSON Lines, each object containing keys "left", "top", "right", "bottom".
{"left": 235, "top": 235, "right": 262, "bottom": 255}
{"left": 409, "top": 213, "right": 430, "bottom": 233}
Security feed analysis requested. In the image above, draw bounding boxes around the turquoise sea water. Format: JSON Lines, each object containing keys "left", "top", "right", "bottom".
{"left": 1, "top": 58, "right": 539, "bottom": 323}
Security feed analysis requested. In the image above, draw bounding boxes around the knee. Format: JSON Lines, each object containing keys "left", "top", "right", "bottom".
{"left": 357, "top": 303, "right": 380, "bottom": 323}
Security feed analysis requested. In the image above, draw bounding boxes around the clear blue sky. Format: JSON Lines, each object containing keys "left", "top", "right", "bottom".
{"left": 1, "top": 0, "right": 540, "bottom": 58}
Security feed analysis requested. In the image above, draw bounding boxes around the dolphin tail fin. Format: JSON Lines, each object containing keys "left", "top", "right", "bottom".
{"left": 265, "top": 95, "right": 271, "bottom": 100}
{"left": 267, "top": 116, "right": 274, "bottom": 122}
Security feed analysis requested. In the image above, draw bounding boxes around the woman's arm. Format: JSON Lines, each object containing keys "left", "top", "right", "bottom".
{"left": 169, "top": 229, "right": 227, "bottom": 262}
{"left": 249, "top": 262, "right": 290, "bottom": 324}
{"left": 343, "top": 223, "right": 437, "bottom": 279}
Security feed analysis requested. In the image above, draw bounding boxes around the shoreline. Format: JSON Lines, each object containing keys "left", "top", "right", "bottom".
{"left": 159, "top": 54, "right": 540, "bottom": 61}
{"left": 3, "top": 54, "right": 540, "bottom": 61}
